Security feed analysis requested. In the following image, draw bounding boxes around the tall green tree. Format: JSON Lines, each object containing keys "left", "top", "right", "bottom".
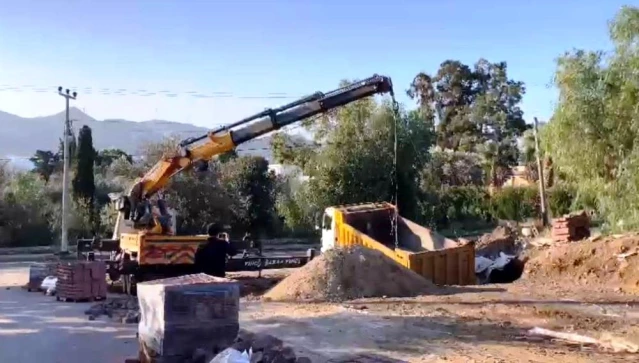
{"left": 72, "top": 125, "right": 97, "bottom": 231}
{"left": 95, "top": 148, "right": 133, "bottom": 168}
{"left": 407, "top": 59, "right": 527, "bottom": 185}
{"left": 472, "top": 60, "right": 528, "bottom": 185}
{"left": 220, "top": 156, "right": 277, "bottom": 236}
{"left": 543, "top": 6, "right": 639, "bottom": 230}
{"left": 29, "top": 150, "right": 59, "bottom": 184}
{"left": 407, "top": 60, "right": 475, "bottom": 151}
{"left": 272, "top": 80, "right": 434, "bottom": 227}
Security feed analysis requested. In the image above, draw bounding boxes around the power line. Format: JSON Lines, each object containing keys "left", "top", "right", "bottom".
{"left": 0, "top": 82, "right": 554, "bottom": 99}
{"left": 0, "top": 85, "right": 307, "bottom": 99}
{"left": 125, "top": 122, "right": 307, "bottom": 134}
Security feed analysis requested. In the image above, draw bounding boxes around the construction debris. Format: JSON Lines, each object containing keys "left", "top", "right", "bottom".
{"left": 475, "top": 225, "right": 519, "bottom": 258}
{"left": 137, "top": 274, "right": 240, "bottom": 362}
{"left": 327, "top": 353, "right": 407, "bottom": 362}
{"left": 475, "top": 252, "right": 526, "bottom": 284}
{"left": 216, "top": 329, "right": 310, "bottom": 363}
{"left": 85, "top": 297, "right": 140, "bottom": 323}
{"left": 552, "top": 211, "right": 591, "bottom": 243}
{"left": 263, "top": 246, "right": 438, "bottom": 302}
{"left": 528, "top": 327, "right": 639, "bottom": 353}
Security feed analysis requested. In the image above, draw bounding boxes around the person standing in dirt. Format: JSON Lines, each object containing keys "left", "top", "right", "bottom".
{"left": 195, "top": 223, "right": 237, "bottom": 277}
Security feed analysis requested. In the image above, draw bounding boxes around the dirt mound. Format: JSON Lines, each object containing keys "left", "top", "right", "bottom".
{"left": 475, "top": 225, "right": 518, "bottom": 258}
{"left": 524, "top": 234, "right": 639, "bottom": 291}
{"left": 263, "top": 246, "right": 438, "bottom": 302}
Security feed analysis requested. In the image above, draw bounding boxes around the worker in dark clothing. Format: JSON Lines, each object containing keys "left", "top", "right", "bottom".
{"left": 241, "top": 232, "right": 263, "bottom": 258}
{"left": 194, "top": 223, "right": 236, "bottom": 278}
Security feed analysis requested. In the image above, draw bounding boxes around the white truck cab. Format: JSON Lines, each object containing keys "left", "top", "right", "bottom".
{"left": 320, "top": 207, "right": 337, "bottom": 253}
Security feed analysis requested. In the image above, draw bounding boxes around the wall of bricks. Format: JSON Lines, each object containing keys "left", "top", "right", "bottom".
{"left": 552, "top": 211, "right": 591, "bottom": 243}
{"left": 56, "top": 261, "right": 107, "bottom": 300}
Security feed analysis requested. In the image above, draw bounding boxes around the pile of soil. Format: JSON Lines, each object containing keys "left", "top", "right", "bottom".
{"left": 263, "top": 246, "right": 438, "bottom": 302}
{"left": 524, "top": 234, "right": 639, "bottom": 290}
{"left": 475, "top": 225, "right": 518, "bottom": 258}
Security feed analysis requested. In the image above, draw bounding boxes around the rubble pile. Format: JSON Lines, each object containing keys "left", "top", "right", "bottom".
{"left": 263, "top": 246, "right": 438, "bottom": 302}
{"left": 552, "top": 211, "right": 591, "bottom": 242}
{"left": 85, "top": 297, "right": 140, "bottom": 324}
{"left": 473, "top": 225, "right": 527, "bottom": 284}
{"left": 215, "top": 329, "right": 311, "bottom": 363}
{"left": 475, "top": 225, "right": 518, "bottom": 258}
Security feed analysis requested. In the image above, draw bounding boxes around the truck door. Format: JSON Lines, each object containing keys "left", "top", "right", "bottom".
{"left": 320, "top": 211, "right": 336, "bottom": 253}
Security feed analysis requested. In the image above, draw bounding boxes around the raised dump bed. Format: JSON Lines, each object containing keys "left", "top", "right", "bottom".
{"left": 322, "top": 202, "right": 476, "bottom": 285}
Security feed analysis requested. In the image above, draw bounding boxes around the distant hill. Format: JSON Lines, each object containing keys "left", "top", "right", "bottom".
{"left": 0, "top": 107, "right": 311, "bottom": 166}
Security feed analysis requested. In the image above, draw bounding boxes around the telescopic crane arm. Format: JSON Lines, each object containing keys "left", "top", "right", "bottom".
{"left": 121, "top": 74, "right": 394, "bottom": 224}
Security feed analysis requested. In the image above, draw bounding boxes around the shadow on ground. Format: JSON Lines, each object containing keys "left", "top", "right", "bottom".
{"left": 0, "top": 290, "right": 137, "bottom": 362}
{"left": 241, "top": 300, "right": 639, "bottom": 361}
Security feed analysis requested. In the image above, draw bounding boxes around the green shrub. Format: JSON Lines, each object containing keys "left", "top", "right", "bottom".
{"left": 440, "top": 186, "right": 492, "bottom": 223}
{"left": 421, "top": 183, "right": 586, "bottom": 227}
{"left": 489, "top": 187, "right": 538, "bottom": 221}
{"left": 547, "top": 183, "right": 576, "bottom": 217}
{"left": 418, "top": 186, "right": 492, "bottom": 229}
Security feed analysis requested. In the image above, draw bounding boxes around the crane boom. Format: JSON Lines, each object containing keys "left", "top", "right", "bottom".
{"left": 131, "top": 74, "right": 394, "bottom": 201}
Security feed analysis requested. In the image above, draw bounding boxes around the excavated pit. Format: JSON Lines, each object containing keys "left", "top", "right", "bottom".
{"left": 474, "top": 225, "right": 528, "bottom": 284}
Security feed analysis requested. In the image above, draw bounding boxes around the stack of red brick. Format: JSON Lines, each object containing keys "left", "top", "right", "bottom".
{"left": 551, "top": 211, "right": 591, "bottom": 243}
{"left": 56, "top": 261, "right": 107, "bottom": 301}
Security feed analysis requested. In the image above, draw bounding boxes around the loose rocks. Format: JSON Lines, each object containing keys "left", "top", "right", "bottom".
{"left": 475, "top": 225, "right": 518, "bottom": 258}
{"left": 84, "top": 297, "right": 140, "bottom": 323}
{"left": 263, "top": 246, "right": 438, "bottom": 302}
{"left": 224, "top": 329, "right": 309, "bottom": 363}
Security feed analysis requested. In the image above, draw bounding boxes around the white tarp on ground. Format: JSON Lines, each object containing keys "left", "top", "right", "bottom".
{"left": 475, "top": 252, "right": 516, "bottom": 283}
{"left": 209, "top": 348, "right": 251, "bottom": 363}
{"left": 40, "top": 275, "right": 57, "bottom": 295}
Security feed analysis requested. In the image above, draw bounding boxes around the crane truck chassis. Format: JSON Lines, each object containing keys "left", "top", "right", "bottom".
{"left": 76, "top": 237, "right": 316, "bottom": 293}
{"left": 81, "top": 74, "right": 396, "bottom": 292}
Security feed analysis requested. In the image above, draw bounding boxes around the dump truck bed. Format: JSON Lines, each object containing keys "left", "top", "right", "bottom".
{"left": 334, "top": 202, "right": 476, "bottom": 285}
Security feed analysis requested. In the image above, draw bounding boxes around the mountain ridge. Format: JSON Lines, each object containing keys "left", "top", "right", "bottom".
{"left": 0, "top": 107, "right": 308, "bottom": 162}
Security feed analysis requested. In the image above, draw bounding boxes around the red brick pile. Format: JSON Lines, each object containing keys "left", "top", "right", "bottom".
{"left": 56, "top": 261, "right": 107, "bottom": 301}
{"left": 551, "top": 211, "right": 591, "bottom": 243}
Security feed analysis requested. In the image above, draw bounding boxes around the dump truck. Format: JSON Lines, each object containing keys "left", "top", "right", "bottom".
{"left": 320, "top": 202, "right": 476, "bottom": 285}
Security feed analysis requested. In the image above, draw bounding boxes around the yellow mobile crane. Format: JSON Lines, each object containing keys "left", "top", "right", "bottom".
{"left": 81, "top": 75, "right": 396, "bottom": 290}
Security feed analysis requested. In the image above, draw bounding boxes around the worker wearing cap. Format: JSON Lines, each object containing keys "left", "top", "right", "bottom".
{"left": 194, "top": 223, "right": 236, "bottom": 277}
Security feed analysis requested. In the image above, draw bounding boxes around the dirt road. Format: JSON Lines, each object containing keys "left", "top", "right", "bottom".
{"left": 2, "top": 261, "right": 639, "bottom": 362}
{"left": 0, "top": 265, "right": 137, "bottom": 363}
{"left": 240, "top": 282, "right": 639, "bottom": 362}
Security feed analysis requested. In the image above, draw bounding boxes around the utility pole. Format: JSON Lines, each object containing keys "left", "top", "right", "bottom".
{"left": 57, "top": 87, "right": 77, "bottom": 254}
{"left": 533, "top": 117, "right": 549, "bottom": 227}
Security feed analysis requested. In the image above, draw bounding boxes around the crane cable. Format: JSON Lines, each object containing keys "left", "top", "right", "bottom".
{"left": 389, "top": 89, "right": 401, "bottom": 250}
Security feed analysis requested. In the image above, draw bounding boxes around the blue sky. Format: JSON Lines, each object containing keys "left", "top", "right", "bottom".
{"left": 0, "top": 0, "right": 629, "bottom": 129}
